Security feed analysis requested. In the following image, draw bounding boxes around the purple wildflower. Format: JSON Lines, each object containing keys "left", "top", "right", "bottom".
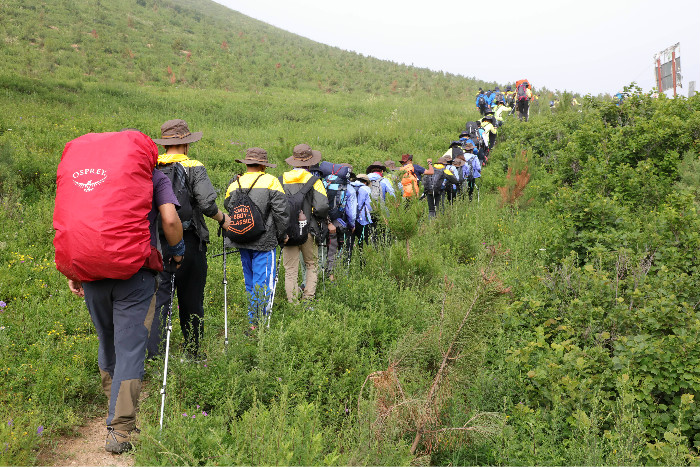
{"left": 192, "top": 415, "right": 196, "bottom": 419}
{"left": 277, "top": 377, "right": 282, "bottom": 382}
{"left": 8, "top": 418, "right": 13, "bottom": 427}
{"left": 182, "top": 412, "right": 187, "bottom": 417}
{"left": 202, "top": 411, "right": 208, "bottom": 416}
{"left": 196, "top": 405, "right": 200, "bottom": 409}
{"left": 0, "top": 301, "right": 6, "bottom": 308}
{"left": 37, "top": 426, "right": 44, "bottom": 436}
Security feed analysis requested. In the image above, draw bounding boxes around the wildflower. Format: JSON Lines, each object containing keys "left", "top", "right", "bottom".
{"left": 196, "top": 405, "right": 200, "bottom": 409}
{"left": 192, "top": 415, "right": 196, "bottom": 419}
{"left": 0, "top": 301, "right": 6, "bottom": 308}
{"left": 277, "top": 377, "right": 282, "bottom": 382}
{"left": 37, "top": 426, "right": 44, "bottom": 436}
{"left": 182, "top": 413, "right": 187, "bottom": 417}
{"left": 202, "top": 411, "right": 208, "bottom": 416}
{"left": 8, "top": 418, "right": 13, "bottom": 427}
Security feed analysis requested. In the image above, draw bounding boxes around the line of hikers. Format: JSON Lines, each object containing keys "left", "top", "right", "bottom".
{"left": 475, "top": 80, "right": 535, "bottom": 122}
{"left": 55, "top": 112, "right": 506, "bottom": 454}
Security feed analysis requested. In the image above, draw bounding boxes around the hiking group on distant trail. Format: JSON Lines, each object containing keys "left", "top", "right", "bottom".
{"left": 52, "top": 80, "right": 531, "bottom": 455}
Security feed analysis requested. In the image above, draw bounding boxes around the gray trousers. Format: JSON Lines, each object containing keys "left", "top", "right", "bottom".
{"left": 83, "top": 269, "right": 157, "bottom": 431}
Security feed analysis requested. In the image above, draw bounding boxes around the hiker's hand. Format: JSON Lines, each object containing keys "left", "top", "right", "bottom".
{"left": 427, "top": 158, "right": 432, "bottom": 164}
{"left": 220, "top": 213, "right": 231, "bottom": 231}
{"left": 164, "top": 256, "right": 182, "bottom": 273}
{"left": 68, "top": 279, "right": 84, "bottom": 298}
{"left": 283, "top": 235, "right": 289, "bottom": 245}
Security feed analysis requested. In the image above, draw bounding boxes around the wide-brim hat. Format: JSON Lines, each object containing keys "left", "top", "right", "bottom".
{"left": 384, "top": 160, "right": 397, "bottom": 171}
{"left": 449, "top": 140, "right": 462, "bottom": 148}
{"left": 286, "top": 143, "right": 322, "bottom": 167}
{"left": 399, "top": 153, "right": 413, "bottom": 164}
{"left": 356, "top": 174, "right": 370, "bottom": 184}
{"left": 366, "top": 161, "right": 387, "bottom": 173}
{"left": 437, "top": 156, "right": 450, "bottom": 165}
{"left": 462, "top": 142, "right": 475, "bottom": 151}
{"left": 482, "top": 115, "right": 495, "bottom": 122}
{"left": 153, "top": 119, "right": 203, "bottom": 145}
{"left": 453, "top": 157, "right": 465, "bottom": 167}
{"left": 235, "top": 147, "right": 276, "bottom": 167}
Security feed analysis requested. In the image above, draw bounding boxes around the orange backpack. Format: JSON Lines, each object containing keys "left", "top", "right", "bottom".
{"left": 401, "top": 164, "right": 419, "bottom": 198}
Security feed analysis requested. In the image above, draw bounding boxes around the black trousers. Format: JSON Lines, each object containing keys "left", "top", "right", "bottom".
{"left": 426, "top": 190, "right": 443, "bottom": 217}
{"left": 148, "top": 231, "right": 207, "bottom": 358}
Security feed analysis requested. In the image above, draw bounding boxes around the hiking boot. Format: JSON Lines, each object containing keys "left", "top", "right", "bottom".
{"left": 105, "top": 427, "right": 139, "bottom": 454}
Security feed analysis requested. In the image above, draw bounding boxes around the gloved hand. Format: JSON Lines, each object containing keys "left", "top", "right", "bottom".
{"left": 164, "top": 255, "right": 182, "bottom": 273}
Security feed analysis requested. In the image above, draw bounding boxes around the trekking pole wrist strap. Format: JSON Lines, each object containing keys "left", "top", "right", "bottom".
{"left": 167, "top": 238, "right": 186, "bottom": 256}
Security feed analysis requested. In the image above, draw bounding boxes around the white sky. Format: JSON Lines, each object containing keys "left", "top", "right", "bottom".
{"left": 214, "top": 0, "right": 700, "bottom": 97}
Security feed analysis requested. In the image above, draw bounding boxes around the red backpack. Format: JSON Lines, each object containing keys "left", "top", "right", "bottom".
{"left": 53, "top": 131, "right": 159, "bottom": 282}
{"left": 517, "top": 82, "right": 529, "bottom": 101}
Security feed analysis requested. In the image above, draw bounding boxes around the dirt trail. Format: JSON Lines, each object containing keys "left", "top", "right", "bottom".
{"left": 40, "top": 417, "right": 135, "bottom": 467}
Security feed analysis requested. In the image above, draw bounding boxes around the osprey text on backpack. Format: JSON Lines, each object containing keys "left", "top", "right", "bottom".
{"left": 54, "top": 131, "right": 161, "bottom": 282}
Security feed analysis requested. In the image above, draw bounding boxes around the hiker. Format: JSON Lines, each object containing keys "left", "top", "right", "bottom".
{"left": 515, "top": 80, "right": 532, "bottom": 121}
{"left": 442, "top": 142, "right": 464, "bottom": 203}
{"left": 384, "top": 159, "right": 401, "bottom": 192}
{"left": 58, "top": 130, "right": 184, "bottom": 454}
{"left": 366, "top": 161, "right": 396, "bottom": 202}
{"left": 494, "top": 99, "right": 512, "bottom": 127}
{"left": 422, "top": 156, "right": 458, "bottom": 217}
{"left": 346, "top": 173, "right": 373, "bottom": 262}
{"left": 280, "top": 144, "right": 329, "bottom": 302}
{"left": 398, "top": 153, "right": 425, "bottom": 182}
{"left": 461, "top": 143, "right": 482, "bottom": 201}
{"left": 319, "top": 161, "right": 356, "bottom": 281}
{"left": 148, "top": 119, "right": 229, "bottom": 362}
{"left": 504, "top": 85, "right": 516, "bottom": 110}
{"left": 223, "top": 147, "right": 289, "bottom": 331}
{"left": 397, "top": 155, "right": 420, "bottom": 200}
{"left": 480, "top": 114, "right": 498, "bottom": 159}
{"left": 475, "top": 89, "right": 488, "bottom": 116}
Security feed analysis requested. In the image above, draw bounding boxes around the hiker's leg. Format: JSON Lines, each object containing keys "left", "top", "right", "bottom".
{"left": 282, "top": 245, "right": 301, "bottom": 302}
{"left": 108, "top": 270, "right": 156, "bottom": 432}
{"left": 301, "top": 235, "right": 319, "bottom": 299}
{"left": 250, "top": 249, "right": 276, "bottom": 321}
{"left": 84, "top": 279, "right": 117, "bottom": 414}
{"left": 175, "top": 232, "right": 207, "bottom": 356}
{"left": 147, "top": 266, "right": 172, "bottom": 359}
{"left": 326, "top": 226, "right": 339, "bottom": 273}
{"left": 239, "top": 249, "right": 257, "bottom": 323}
{"left": 426, "top": 192, "right": 437, "bottom": 217}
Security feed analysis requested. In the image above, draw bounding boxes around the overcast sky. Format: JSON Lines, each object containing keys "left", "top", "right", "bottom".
{"left": 214, "top": 0, "right": 699, "bottom": 97}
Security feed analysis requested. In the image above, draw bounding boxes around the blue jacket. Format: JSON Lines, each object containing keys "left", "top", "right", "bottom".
{"left": 412, "top": 163, "right": 425, "bottom": 182}
{"left": 476, "top": 93, "right": 487, "bottom": 108}
{"left": 346, "top": 181, "right": 373, "bottom": 228}
{"left": 367, "top": 172, "right": 395, "bottom": 200}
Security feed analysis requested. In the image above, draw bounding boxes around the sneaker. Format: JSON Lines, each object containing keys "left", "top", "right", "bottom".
{"left": 105, "top": 426, "right": 139, "bottom": 454}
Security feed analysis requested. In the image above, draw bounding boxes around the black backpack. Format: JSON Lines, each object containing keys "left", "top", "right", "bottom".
{"left": 225, "top": 174, "right": 267, "bottom": 243}
{"left": 478, "top": 95, "right": 486, "bottom": 107}
{"left": 465, "top": 121, "right": 480, "bottom": 140}
{"left": 280, "top": 175, "right": 318, "bottom": 247}
{"left": 158, "top": 162, "right": 194, "bottom": 229}
{"left": 422, "top": 167, "right": 445, "bottom": 194}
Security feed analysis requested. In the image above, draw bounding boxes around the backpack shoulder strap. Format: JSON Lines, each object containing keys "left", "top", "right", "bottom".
{"left": 244, "top": 173, "right": 264, "bottom": 196}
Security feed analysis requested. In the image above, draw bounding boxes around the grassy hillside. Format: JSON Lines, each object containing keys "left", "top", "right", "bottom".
{"left": 0, "top": 0, "right": 495, "bottom": 96}
{"left": 2, "top": 1, "right": 700, "bottom": 466}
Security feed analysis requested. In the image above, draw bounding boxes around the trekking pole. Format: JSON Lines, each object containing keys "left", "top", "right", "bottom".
{"left": 222, "top": 235, "right": 229, "bottom": 348}
{"left": 321, "top": 240, "right": 326, "bottom": 295}
{"left": 477, "top": 184, "right": 480, "bottom": 203}
{"left": 159, "top": 272, "right": 176, "bottom": 430}
{"left": 265, "top": 248, "right": 282, "bottom": 329}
